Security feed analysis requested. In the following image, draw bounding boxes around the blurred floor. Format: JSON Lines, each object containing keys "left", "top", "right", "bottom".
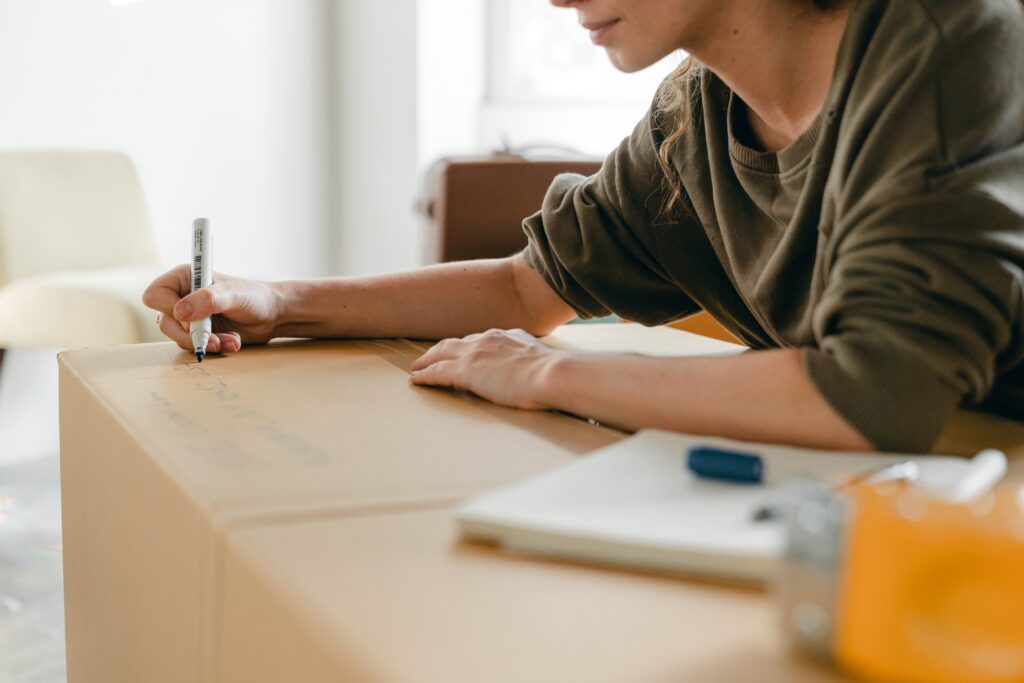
{"left": 0, "top": 349, "right": 66, "bottom": 683}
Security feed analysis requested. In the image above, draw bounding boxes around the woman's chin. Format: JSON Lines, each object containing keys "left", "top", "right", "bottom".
{"left": 605, "top": 48, "right": 668, "bottom": 74}
{"left": 605, "top": 51, "right": 644, "bottom": 73}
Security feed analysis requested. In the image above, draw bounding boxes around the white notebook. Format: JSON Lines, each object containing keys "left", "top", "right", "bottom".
{"left": 456, "top": 429, "right": 970, "bottom": 583}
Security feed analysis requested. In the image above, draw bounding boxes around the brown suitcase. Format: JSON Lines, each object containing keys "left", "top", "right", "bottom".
{"left": 418, "top": 154, "right": 602, "bottom": 264}
{"left": 417, "top": 153, "right": 741, "bottom": 343}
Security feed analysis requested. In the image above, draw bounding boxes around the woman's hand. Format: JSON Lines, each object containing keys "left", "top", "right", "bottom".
{"left": 142, "top": 264, "right": 283, "bottom": 354}
{"left": 409, "top": 328, "right": 559, "bottom": 409}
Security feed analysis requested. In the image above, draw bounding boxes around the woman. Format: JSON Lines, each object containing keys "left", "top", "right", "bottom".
{"left": 144, "top": 0, "right": 1024, "bottom": 453}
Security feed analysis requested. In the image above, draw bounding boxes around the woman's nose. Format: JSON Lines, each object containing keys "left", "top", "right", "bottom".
{"left": 549, "top": 0, "right": 580, "bottom": 8}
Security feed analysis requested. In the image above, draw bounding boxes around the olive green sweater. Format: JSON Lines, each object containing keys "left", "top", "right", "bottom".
{"left": 523, "top": 0, "right": 1024, "bottom": 452}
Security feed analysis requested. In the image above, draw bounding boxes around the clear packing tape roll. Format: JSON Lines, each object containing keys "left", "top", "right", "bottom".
{"left": 778, "top": 478, "right": 1024, "bottom": 683}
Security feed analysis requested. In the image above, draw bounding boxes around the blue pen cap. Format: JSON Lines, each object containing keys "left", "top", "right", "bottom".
{"left": 686, "top": 446, "right": 764, "bottom": 484}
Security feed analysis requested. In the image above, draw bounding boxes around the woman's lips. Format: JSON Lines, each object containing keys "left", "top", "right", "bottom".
{"left": 583, "top": 18, "right": 620, "bottom": 45}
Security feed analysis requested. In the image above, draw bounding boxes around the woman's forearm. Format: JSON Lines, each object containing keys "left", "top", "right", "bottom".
{"left": 537, "top": 347, "right": 873, "bottom": 451}
{"left": 272, "top": 254, "right": 575, "bottom": 341}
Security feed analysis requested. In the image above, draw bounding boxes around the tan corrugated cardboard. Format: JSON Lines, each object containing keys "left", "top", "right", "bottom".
{"left": 58, "top": 324, "right": 1024, "bottom": 682}
{"left": 220, "top": 509, "right": 842, "bottom": 683}
{"left": 58, "top": 332, "right": 621, "bottom": 682}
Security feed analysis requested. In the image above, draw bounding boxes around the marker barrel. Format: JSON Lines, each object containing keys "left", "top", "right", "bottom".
{"left": 190, "top": 218, "right": 212, "bottom": 358}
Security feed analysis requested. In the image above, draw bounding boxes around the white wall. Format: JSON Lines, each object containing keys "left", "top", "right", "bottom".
{"left": 331, "top": 0, "right": 419, "bottom": 276}
{"left": 0, "top": 0, "right": 332, "bottom": 279}
{"left": 416, "top": 0, "right": 681, "bottom": 162}
{"left": 0, "top": 0, "right": 657, "bottom": 282}
{"left": 415, "top": 0, "right": 485, "bottom": 169}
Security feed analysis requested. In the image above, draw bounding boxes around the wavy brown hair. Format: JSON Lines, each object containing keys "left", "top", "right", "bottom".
{"left": 655, "top": 0, "right": 851, "bottom": 212}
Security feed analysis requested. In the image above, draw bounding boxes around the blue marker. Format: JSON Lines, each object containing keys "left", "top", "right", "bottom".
{"left": 686, "top": 446, "right": 764, "bottom": 484}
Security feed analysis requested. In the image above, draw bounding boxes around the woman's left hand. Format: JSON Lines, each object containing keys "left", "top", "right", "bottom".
{"left": 409, "top": 328, "right": 558, "bottom": 410}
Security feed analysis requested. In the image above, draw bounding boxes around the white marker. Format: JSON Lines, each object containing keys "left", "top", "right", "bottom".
{"left": 946, "top": 448, "right": 1008, "bottom": 504}
{"left": 190, "top": 218, "right": 212, "bottom": 362}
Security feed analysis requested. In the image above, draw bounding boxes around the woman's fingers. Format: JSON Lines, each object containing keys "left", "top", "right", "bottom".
{"left": 142, "top": 264, "right": 191, "bottom": 316}
{"left": 409, "top": 359, "right": 458, "bottom": 387}
{"left": 408, "top": 328, "right": 553, "bottom": 410}
{"left": 410, "top": 337, "right": 467, "bottom": 372}
{"left": 144, "top": 266, "right": 238, "bottom": 323}
{"left": 157, "top": 312, "right": 235, "bottom": 355}
{"left": 214, "top": 331, "right": 242, "bottom": 353}
{"left": 148, "top": 266, "right": 271, "bottom": 350}
{"left": 173, "top": 280, "right": 237, "bottom": 322}
{"left": 158, "top": 311, "right": 195, "bottom": 351}
{"left": 410, "top": 329, "right": 520, "bottom": 372}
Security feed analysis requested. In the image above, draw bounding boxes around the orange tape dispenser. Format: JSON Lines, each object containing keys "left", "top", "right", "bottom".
{"left": 777, "top": 452, "right": 1024, "bottom": 683}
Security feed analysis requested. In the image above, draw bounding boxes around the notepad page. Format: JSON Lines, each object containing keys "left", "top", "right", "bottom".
{"left": 457, "top": 429, "right": 970, "bottom": 580}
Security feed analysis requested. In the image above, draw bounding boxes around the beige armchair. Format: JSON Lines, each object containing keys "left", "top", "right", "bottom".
{"left": 0, "top": 150, "right": 166, "bottom": 370}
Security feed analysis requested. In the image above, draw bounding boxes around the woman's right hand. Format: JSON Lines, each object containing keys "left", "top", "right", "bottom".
{"left": 142, "top": 264, "right": 284, "bottom": 354}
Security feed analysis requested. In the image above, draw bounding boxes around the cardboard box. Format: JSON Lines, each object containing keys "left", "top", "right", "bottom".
{"left": 58, "top": 324, "right": 1024, "bottom": 682}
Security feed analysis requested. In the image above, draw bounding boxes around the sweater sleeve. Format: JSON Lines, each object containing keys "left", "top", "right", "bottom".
{"left": 803, "top": 0, "right": 1024, "bottom": 452}
{"left": 522, "top": 100, "right": 702, "bottom": 326}
{"left": 803, "top": 179, "right": 1024, "bottom": 451}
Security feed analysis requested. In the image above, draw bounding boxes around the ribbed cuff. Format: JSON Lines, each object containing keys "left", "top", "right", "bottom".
{"left": 801, "top": 343, "right": 960, "bottom": 453}
{"left": 520, "top": 244, "right": 606, "bottom": 321}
